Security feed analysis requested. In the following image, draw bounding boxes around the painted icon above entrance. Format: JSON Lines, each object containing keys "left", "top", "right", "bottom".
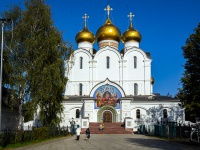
{"left": 93, "top": 84, "right": 122, "bottom": 109}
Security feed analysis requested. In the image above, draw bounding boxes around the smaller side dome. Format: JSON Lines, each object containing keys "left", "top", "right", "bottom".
{"left": 121, "top": 27, "right": 142, "bottom": 43}
{"left": 151, "top": 77, "right": 155, "bottom": 85}
{"left": 75, "top": 27, "right": 95, "bottom": 44}
{"left": 75, "top": 14, "right": 95, "bottom": 44}
{"left": 121, "top": 12, "right": 142, "bottom": 43}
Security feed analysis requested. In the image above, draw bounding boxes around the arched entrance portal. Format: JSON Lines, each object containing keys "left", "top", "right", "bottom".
{"left": 103, "top": 111, "right": 112, "bottom": 122}
{"left": 97, "top": 106, "right": 118, "bottom": 122}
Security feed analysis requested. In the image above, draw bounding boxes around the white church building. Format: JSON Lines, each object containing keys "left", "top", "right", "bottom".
{"left": 58, "top": 5, "right": 185, "bottom": 131}
{"left": 25, "top": 5, "right": 185, "bottom": 131}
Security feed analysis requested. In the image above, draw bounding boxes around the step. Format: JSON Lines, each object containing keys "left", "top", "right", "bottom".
{"left": 80, "top": 122, "right": 133, "bottom": 134}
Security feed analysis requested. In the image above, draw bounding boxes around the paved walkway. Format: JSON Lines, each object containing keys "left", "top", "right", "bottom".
{"left": 14, "top": 134, "right": 199, "bottom": 150}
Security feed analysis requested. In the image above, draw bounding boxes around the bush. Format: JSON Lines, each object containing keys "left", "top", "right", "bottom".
{"left": 0, "top": 126, "right": 69, "bottom": 149}
{"left": 15, "top": 130, "right": 23, "bottom": 143}
{"left": 33, "top": 127, "right": 48, "bottom": 141}
{"left": 24, "top": 131, "right": 33, "bottom": 142}
{"left": 1, "top": 133, "right": 7, "bottom": 147}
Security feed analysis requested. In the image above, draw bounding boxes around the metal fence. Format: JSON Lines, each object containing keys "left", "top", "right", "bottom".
{"left": 139, "top": 123, "right": 200, "bottom": 143}
{"left": 0, "top": 126, "right": 69, "bottom": 148}
{"left": 138, "top": 124, "right": 175, "bottom": 138}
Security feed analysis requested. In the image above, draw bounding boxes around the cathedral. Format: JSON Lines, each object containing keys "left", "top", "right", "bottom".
{"left": 58, "top": 5, "right": 185, "bottom": 131}
{"left": 25, "top": 5, "right": 184, "bottom": 131}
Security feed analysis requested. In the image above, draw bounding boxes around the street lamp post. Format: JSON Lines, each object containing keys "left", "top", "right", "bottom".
{"left": 0, "top": 18, "right": 11, "bottom": 132}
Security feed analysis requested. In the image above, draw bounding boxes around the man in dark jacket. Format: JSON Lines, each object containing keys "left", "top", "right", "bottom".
{"left": 85, "top": 128, "right": 90, "bottom": 140}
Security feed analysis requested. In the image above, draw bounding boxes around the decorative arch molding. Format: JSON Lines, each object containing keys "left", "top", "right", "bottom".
{"left": 97, "top": 105, "right": 118, "bottom": 122}
{"left": 156, "top": 107, "right": 175, "bottom": 114}
{"left": 93, "top": 46, "right": 122, "bottom": 61}
{"left": 71, "top": 48, "right": 93, "bottom": 61}
{"left": 123, "top": 47, "right": 151, "bottom": 61}
{"left": 89, "top": 78, "right": 125, "bottom": 97}
{"left": 69, "top": 106, "right": 81, "bottom": 112}
{"left": 131, "top": 107, "right": 148, "bottom": 111}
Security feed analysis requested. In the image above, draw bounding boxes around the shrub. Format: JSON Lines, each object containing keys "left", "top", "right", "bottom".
{"left": 33, "top": 127, "right": 48, "bottom": 141}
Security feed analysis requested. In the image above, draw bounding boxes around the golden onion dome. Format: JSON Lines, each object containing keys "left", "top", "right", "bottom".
{"left": 75, "top": 26, "right": 95, "bottom": 44}
{"left": 121, "top": 26, "right": 141, "bottom": 43}
{"left": 121, "top": 12, "right": 142, "bottom": 43}
{"left": 96, "top": 18, "right": 121, "bottom": 43}
{"left": 151, "top": 77, "right": 155, "bottom": 85}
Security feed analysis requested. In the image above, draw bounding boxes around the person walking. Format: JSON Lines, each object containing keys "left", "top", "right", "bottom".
{"left": 85, "top": 128, "right": 90, "bottom": 140}
{"left": 76, "top": 125, "right": 81, "bottom": 141}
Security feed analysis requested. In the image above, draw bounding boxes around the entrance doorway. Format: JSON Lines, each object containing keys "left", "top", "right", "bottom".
{"left": 103, "top": 111, "right": 112, "bottom": 122}
{"left": 97, "top": 106, "right": 117, "bottom": 122}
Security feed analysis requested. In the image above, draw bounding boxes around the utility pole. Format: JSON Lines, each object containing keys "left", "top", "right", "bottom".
{"left": 0, "top": 18, "right": 11, "bottom": 132}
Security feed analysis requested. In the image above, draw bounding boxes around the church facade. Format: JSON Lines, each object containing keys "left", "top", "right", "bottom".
{"left": 59, "top": 5, "right": 184, "bottom": 131}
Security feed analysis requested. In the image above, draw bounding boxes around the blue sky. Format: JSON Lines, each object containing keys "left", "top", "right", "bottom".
{"left": 1, "top": 0, "right": 200, "bottom": 96}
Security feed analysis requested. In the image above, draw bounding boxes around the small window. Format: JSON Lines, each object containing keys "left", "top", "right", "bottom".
{"left": 134, "top": 83, "right": 138, "bottom": 96}
{"left": 134, "top": 56, "right": 137, "bottom": 68}
{"left": 80, "top": 57, "right": 83, "bottom": 69}
{"left": 163, "top": 109, "right": 167, "bottom": 118}
{"left": 79, "top": 83, "right": 83, "bottom": 96}
{"left": 106, "top": 56, "right": 110, "bottom": 69}
{"left": 136, "top": 109, "right": 140, "bottom": 119}
{"left": 76, "top": 109, "right": 80, "bottom": 118}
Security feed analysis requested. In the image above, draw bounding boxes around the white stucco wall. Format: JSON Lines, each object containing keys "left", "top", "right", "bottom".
{"left": 94, "top": 47, "right": 121, "bottom": 81}
{"left": 59, "top": 98, "right": 184, "bottom": 128}
{"left": 65, "top": 42, "right": 152, "bottom": 96}
{"left": 60, "top": 102, "right": 83, "bottom": 127}
{"left": 129, "top": 100, "right": 185, "bottom": 128}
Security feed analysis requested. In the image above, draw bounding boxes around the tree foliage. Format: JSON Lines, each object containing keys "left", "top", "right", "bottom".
{"left": 178, "top": 23, "right": 200, "bottom": 122}
{"left": 1, "top": 0, "right": 73, "bottom": 126}
{"left": 2, "top": 5, "right": 25, "bottom": 116}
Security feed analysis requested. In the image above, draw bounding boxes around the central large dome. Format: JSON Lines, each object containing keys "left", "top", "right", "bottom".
{"left": 96, "top": 18, "right": 121, "bottom": 43}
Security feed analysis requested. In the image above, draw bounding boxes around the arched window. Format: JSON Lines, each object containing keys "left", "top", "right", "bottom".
{"left": 106, "top": 56, "right": 110, "bottom": 69}
{"left": 134, "top": 83, "right": 138, "bottom": 96}
{"left": 136, "top": 109, "right": 140, "bottom": 119}
{"left": 163, "top": 109, "right": 167, "bottom": 118}
{"left": 80, "top": 57, "right": 83, "bottom": 69}
{"left": 76, "top": 109, "right": 80, "bottom": 118}
{"left": 79, "top": 83, "right": 83, "bottom": 96}
{"left": 134, "top": 56, "right": 137, "bottom": 68}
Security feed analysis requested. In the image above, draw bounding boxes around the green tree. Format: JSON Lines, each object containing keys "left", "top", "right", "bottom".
{"left": 2, "top": 5, "right": 26, "bottom": 128}
{"left": 178, "top": 23, "right": 200, "bottom": 122}
{"left": 2, "top": 0, "right": 73, "bottom": 126}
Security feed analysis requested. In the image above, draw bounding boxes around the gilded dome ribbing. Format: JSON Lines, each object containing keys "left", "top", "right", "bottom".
{"left": 96, "top": 18, "right": 121, "bottom": 43}
{"left": 75, "top": 26, "right": 95, "bottom": 44}
{"left": 121, "top": 26, "right": 141, "bottom": 43}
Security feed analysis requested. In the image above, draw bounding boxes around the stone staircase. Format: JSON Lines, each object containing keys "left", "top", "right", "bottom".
{"left": 81, "top": 122, "right": 133, "bottom": 134}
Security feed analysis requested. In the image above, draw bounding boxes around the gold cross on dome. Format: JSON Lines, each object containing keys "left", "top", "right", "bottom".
{"left": 104, "top": 5, "right": 113, "bottom": 18}
{"left": 82, "top": 13, "right": 89, "bottom": 28}
{"left": 128, "top": 12, "right": 134, "bottom": 28}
